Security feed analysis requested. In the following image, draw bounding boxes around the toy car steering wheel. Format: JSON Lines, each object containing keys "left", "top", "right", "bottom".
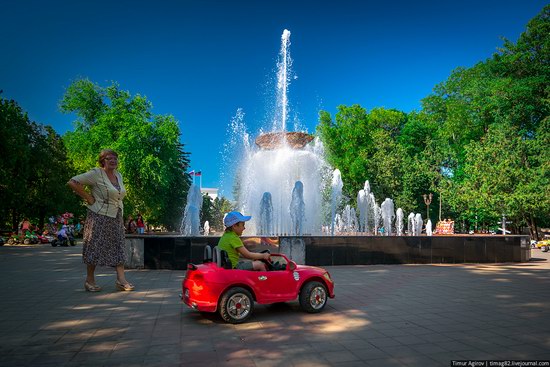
{"left": 260, "top": 249, "right": 273, "bottom": 270}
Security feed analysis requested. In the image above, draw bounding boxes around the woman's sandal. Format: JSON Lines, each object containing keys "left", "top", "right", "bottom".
{"left": 84, "top": 281, "right": 102, "bottom": 292}
{"left": 115, "top": 280, "right": 135, "bottom": 291}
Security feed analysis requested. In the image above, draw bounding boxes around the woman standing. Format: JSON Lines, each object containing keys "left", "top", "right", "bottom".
{"left": 136, "top": 214, "right": 145, "bottom": 234}
{"left": 67, "top": 149, "right": 134, "bottom": 292}
{"left": 126, "top": 215, "right": 137, "bottom": 234}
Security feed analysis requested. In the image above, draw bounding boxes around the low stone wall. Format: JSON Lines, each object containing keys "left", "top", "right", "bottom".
{"left": 302, "top": 235, "right": 530, "bottom": 265}
{"left": 124, "top": 237, "right": 144, "bottom": 269}
{"left": 124, "top": 234, "right": 530, "bottom": 270}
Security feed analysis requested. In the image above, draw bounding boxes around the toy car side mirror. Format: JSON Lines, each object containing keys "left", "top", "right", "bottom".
{"left": 288, "top": 261, "right": 296, "bottom": 271}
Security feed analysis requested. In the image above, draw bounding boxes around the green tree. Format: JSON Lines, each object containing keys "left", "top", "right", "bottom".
{"left": 316, "top": 6, "right": 550, "bottom": 233}
{"left": 317, "top": 105, "right": 373, "bottom": 199}
{"left": 25, "top": 125, "right": 83, "bottom": 229}
{"left": 450, "top": 122, "right": 548, "bottom": 236}
{"left": 318, "top": 105, "right": 421, "bottom": 212}
{"left": 0, "top": 98, "right": 31, "bottom": 228}
{"left": 210, "top": 196, "right": 234, "bottom": 233}
{"left": 396, "top": 111, "right": 446, "bottom": 220}
{"left": 201, "top": 194, "right": 214, "bottom": 232}
{"left": 60, "top": 79, "right": 191, "bottom": 230}
{"left": 0, "top": 98, "right": 79, "bottom": 230}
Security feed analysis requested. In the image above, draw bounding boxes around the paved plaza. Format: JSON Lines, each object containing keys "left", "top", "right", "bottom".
{"left": 0, "top": 243, "right": 549, "bottom": 367}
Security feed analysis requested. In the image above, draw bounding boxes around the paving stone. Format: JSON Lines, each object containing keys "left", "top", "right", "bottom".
{"left": 396, "top": 355, "right": 442, "bottom": 367}
{"left": 351, "top": 347, "right": 392, "bottom": 360}
{"left": 0, "top": 244, "right": 549, "bottom": 367}
{"left": 320, "top": 350, "right": 361, "bottom": 363}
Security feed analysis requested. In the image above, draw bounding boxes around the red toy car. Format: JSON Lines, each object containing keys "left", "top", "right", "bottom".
{"left": 182, "top": 246, "right": 335, "bottom": 323}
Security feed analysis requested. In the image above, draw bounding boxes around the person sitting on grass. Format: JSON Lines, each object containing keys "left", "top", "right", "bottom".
{"left": 218, "top": 211, "right": 270, "bottom": 271}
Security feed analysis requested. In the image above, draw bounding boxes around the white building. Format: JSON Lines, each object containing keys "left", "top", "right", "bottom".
{"left": 201, "top": 187, "right": 218, "bottom": 200}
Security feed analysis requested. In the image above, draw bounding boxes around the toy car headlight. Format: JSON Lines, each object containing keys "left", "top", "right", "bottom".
{"left": 323, "top": 272, "right": 333, "bottom": 283}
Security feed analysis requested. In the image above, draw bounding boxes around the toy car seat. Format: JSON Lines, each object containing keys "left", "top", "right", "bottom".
{"left": 203, "top": 245, "right": 213, "bottom": 263}
{"left": 213, "top": 246, "right": 232, "bottom": 269}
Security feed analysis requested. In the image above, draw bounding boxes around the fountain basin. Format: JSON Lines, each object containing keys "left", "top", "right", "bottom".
{"left": 124, "top": 234, "right": 530, "bottom": 269}
{"left": 255, "top": 132, "right": 314, "bottom": 150}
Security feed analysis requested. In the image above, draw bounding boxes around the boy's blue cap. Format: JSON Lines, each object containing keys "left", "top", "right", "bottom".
{"left": 224, "top": 211, "right": 251, "bottom": 227}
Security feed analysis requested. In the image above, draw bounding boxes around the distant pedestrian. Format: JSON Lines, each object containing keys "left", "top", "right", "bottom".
{"left": 126, "top": 215, "right": 137, "bottom": 234}
{"left": 136, "top": 214, "right": 145, "bottom": 234}
{"left": 57, "top": 225, "right": 69, "bottom": 242}
{"left": 74, "top": 221, "right": 82, "bottom": 236}
{"left": 19, "top": 218, "right": 31, "bottom": 236}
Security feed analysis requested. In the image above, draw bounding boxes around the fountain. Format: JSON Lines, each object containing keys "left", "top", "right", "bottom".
{"left": 357, "top": 181, "right": 374, "bottom": 233}
{"left": 180, "top": 184, "right": 202, "bottom": 236}
{"left": 415, "top": 213, "right": 424, "bottom": 236}
{"left": 373, "top": 201, "right": 381, "bottom": 235}
{"left": 408, "top": 212, "right": 415, "bottom": 235}
{"left": 381, "top": 198, "right": 395, "bottom": 236}
{"left": 137, "top": 28, "right": 529, "bottom": 271}
{"left": 426, "top": 219, "right": 433, "bottom": 236}
{"left": 396, "top": 208, "right": 404, "bottom": 236}
{"left": 230, "top": 29, "right": 332, "bottom": 235}
{"left": 357, "top": 190, "right": 367, "bottom": 232}
{"left": 226, "top": 30, "right": 405, "bottom": 238}
{"left": 258, "top": 192, "right": 274, "bottom": 235}
{"left": 290, "top": 181, "right": 305, "bottom": 235}
{"left": 340, "top": 205, "right": 357, "bottom": 233}
{"left": 329, "top": 169, "right": 344, "bottom": 234}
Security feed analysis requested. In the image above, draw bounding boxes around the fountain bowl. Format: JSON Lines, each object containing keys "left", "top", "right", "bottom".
{"left": 255, "top": 132, "right": 314, "bottom": 150}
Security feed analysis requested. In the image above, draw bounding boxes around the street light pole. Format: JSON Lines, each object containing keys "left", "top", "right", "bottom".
{"left": 423, "top": 193, "right": 433, "bottom": 220}
{"left": 439, "top": 191, "right": 442, "bottom": 222}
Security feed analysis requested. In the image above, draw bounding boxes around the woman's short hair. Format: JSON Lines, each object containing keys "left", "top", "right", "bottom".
{"left": 98, "top": 149, "right": 118, "bottom": 167}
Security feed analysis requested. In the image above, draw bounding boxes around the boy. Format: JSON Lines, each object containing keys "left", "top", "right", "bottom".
{"left": 218, "top": 211, "right": 269, "bottom": 270}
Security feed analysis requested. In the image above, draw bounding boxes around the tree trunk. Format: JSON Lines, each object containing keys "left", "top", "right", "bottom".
{"left": 10, "top": 207, "right": 18, "bottom": 231}
{"left": 38, "top": 207, "right": 45, "bottom": 233}
{"left": 524, "top": 213, "right": 538, "bottom": 240}
{"left": 529, "top": 213, "right": 539, "bottom": 240}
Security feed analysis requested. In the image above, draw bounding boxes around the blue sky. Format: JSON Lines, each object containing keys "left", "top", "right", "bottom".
{"left": 1, "top": 0, "right": 546, "bottom": 196}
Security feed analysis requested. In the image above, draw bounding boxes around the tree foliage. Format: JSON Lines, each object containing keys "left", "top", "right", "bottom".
{"left": 317, "top": 5, "right": 550, "bottom": 235}
{"left": 0, "top": 98, "right": 81, "bottom": 230}
{"left": 60, "top": 79, "right": 191, "bottom": 230}
{"left": 210, "top": 196, "right": 234, "bottom": 233}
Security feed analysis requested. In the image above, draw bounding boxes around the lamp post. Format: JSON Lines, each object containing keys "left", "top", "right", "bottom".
{"left": 439, "top": 191, "right": 442, "bottom": 222}
{"left": 423, "top": 193, "right": 433, "bottom": 220}
{"left": 501, "top": 214, "right": 511, "bottom": 236}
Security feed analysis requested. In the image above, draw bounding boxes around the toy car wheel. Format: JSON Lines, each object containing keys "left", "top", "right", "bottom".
{"left": 219, "top": 287, "right": 254, "bottom": 324}
{"left": 542, "top": 245, "right": 549, "bottom": 252}
{"left": 300, "top": 281, "right": 327, "bottom": 313}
